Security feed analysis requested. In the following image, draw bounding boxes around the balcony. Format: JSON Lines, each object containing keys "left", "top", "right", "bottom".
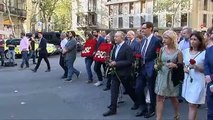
{"left": 76, "top": 12, "right": 97, "bottom": 29}
{"left": 0, "top": 3, "right": 4, "bottom": 12}
{"left": 106, "top": 0, "right": 141, "bottom": 5}
{"left": 4, "top": 6, "right": 26, "bottom": 19}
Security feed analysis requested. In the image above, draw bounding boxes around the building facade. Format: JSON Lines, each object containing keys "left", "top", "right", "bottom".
{"left": 106, "top": 0, "right": 213, "bottom": 30}
{"left": 0, "top": 0, "right": 27, "bottom": 38}
{"left": 72, "top": 0, "right": 109, "bottom": 31}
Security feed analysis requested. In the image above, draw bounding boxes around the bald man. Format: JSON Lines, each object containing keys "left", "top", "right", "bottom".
{"left": 103, "top": 31, "right": 137, "bottom": 117}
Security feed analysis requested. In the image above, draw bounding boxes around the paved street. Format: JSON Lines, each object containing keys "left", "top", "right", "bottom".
{"left": 0, "top": 53, "right": 207, "bottom": 119}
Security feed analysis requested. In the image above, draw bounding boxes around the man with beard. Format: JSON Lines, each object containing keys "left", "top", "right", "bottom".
{"left": 93, "top": 30, "right": 105, "bottom": 86}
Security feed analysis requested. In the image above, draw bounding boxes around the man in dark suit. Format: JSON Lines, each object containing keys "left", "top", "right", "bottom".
{"left": 126, "top": 30, "right": 140, "bottom": 55}
{"left": 103, "top": 31, "right": 137, "bottom": 117}
{"left": 32, "top": 32, "right": 51, "bottom": 72}
{"left": 135, "top": 22, "right": 161, "bottom": 118}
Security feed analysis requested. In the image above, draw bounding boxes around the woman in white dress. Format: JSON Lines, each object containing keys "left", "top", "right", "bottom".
{"left": 182, "top": 31, "right": 206, "bottom": 120}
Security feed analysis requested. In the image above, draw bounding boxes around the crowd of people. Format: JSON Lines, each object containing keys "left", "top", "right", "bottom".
{"left": 73, "top": 22, "right": 213, "bottom": 120}
{"left": 0, "top": 21, "right": 213, "bottom": 120}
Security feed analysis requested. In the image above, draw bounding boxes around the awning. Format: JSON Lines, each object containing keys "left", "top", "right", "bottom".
{"left": 2, "top": 19, "right": 13, "bottom": 25}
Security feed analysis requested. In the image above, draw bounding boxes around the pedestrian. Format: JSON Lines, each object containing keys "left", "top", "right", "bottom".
{"left": 82, "top": 33, "right": 97, "bottom": 83}
{"left": 7, "top": 34, "right": 16, "bottom": 64}
{"left": 182, "top": 31, "right": 206, "bottom": 120}
{"left": 0, "top": 34, "right": 5, "bottom": 66}
{"left": 63, "top": 31, "right": 80, "bottom": 82}
{"left": 135, "top": 22, "right": 161, "bottom": 118}
{"left": 28, "top": 33, "right": 36, "bottom": 64}
{"left": 155, "top": 30, "right": 182, "bottom": 120}
{"left": 32, "top": 32, "right": 51, "bottom": 72}
{"left": 204, "top": 26, "right": 213, "bottom": 120}
{"left": 103, "top": 31, "right": 137, "bottom": 116}
{"left": 19, "top": 32, "right": 30, "bottom": 68}
{"left": 93, "top": 30, "right": 105, "bottom": 87}
{"left": 59, "top": 32, "right": 68, "bottom": 79}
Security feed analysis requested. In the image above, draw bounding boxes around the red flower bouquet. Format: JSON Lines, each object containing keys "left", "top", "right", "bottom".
{"left": 135, "top": 53, "right": 141, "bottom": 59}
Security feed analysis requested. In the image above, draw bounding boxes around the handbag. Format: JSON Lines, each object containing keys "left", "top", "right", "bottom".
{"left": 171, "top": 51, "right": 202, "bottom": 86}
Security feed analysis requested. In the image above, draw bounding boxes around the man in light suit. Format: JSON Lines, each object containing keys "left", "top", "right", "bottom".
{"left": 103, "top": 31, "right": 137, "bottom": 117}
{"left": 135, "top": 22, "right": 161, "bottom": 118}
{"left": 32, "top": 32, "right": 51, "bottom": 72}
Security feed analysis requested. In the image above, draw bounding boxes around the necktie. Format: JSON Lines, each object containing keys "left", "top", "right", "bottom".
{"left": 115, "top": 44, "right": 120, "bottom": 59}
{"left": 141, "top": 39, "right": 148, "bottom": 64}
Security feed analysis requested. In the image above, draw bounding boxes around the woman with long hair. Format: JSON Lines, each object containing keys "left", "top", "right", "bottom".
{"left": 182, "top": 31, "right": 206, "bottom": 120}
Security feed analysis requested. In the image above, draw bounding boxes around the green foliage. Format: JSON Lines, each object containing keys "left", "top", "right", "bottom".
{"left": 53, "top": 0, "right": 72, "bottom": 31}
{"left": 154, "top": 0, "right": 190, "bottom": 13}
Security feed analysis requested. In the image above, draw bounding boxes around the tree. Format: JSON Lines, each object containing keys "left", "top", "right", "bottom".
{"left": 154, "top": 0, "right": 191, "bottom": 28}
{"left": 53, "top": 0, "right": 72, "bottom": 31}
{"left": 39, "top": 0, "right": 59, "bottom": 32}
{"left": 2, "top": 0, "right": 15, "bottom": 36}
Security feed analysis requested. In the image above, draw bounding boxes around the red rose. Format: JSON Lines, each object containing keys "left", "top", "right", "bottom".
{"left": 189, "top": 59, "right": 196, "bottom": 65}
{"left": 156, "top": 47, "right": 161, "bottom": 53}
{"left": 135, "top": 53, "right": 141, "bottom": 59}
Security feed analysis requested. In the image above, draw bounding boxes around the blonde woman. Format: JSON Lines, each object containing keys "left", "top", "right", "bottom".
{"left": 155, "top": 30, "right": 183, "bottom": 120}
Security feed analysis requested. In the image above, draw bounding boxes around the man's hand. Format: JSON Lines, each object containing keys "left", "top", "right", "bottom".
{"left": 109, "top": 61, "right": 116, "bottom": 67}
{"left": 205, "top": 75, "right": 212, "bottom": 84}
{"left": 62, "top": 49, "right": 67, "bottom": 54}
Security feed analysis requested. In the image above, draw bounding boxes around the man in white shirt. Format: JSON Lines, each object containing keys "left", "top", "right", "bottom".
{"left": 59, "top": 33, "right": 68, "bottom": 79}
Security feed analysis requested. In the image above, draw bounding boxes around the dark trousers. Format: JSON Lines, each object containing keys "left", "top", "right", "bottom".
{"left": 0, "top": 51, "right": 4, "bottom": 66}
{"left": 207, "top": 83, "right": 213, "bottom": 120}
{"left": 29, "top": 50, "right": 36, "bottom": 63}
{"left": 59, "top": 54, "right": 67, "bottom": 77}
{"left": 34, "top": 54, "right": 50, "bottom": 70}
{"left": 106, "top": 73, "right": 112, "bottom": 88}
{"left": 135, "top": 69, "right": 156, "bottom": 112}
{"left": 21, "top": 51, "right": 29, "bottom": 67}
{"left": 110, "top": 75, "right": 137, "bottom": 110}
{"left": 94, "top": 62, "right": 103, "bottom": 81}
{"left": 85, "top": 57, "right": 93, "bottom": 81}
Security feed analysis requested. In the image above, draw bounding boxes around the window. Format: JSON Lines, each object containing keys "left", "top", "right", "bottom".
{"left": 204, "top": 0, "right": 208, "bottom": 10}
{"left": 77, "top": 15, "right": 80, "bottom": 26}
{"left": 118, "top": 17, "right": 123, "bottom": 28}
{"left": 107, "top": 0, "right": 111, "bottom": 2}
{"left": 118, "top": 3, "right": 123, "bottom": 15}
{"left": 129, "top": 16, "right": 133, "bottom": 28}
{"left": 88, "top": 0, "right": 96, "bottom": 12}
{"left": 166, "top": 14, "right": 172, "bottom": 27}
{"left": 129, "top": 2, "right": 134, "bottom": 14}
{"left": 181, "top": 13, "right": 187, "bottom": 27}
{"left": 140, "top": 0, "right": 145, "bottom": 13}
{"left": 153, "top": 15, "right": 158, "bottom": 27}
{"left": 203, "top": 14, "right": 207, "bottom": 26}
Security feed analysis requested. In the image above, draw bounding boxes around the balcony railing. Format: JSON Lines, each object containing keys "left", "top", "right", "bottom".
{"left": 5, "top": 6, "right": 26, "bottom": 19}
{"left": 0, "top": 3, "right": 4, "bottom": 12}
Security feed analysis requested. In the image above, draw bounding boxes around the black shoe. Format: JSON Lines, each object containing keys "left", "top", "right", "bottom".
{"left": 61, "top": 76, "right": 67, "bottom": 79}
{"left": 131, "top": 104, "right": 139, "bottom": 110}
{"left": 103, "top": 87, "right": 110, "bottom": 91}
{"left": 86, "top": 80, "right": 93, "bottom": 84}
{"left": 33, "top": 62, "right": 36, "bottom": 64}
{"left": 45, "top": 69, "right": 51, "bottom": 72}
{"left": 76, "top": 71, "right": 81, "bottom": 78}
{"left": 103, "top": 110, "right": 116, "bottom": 117}
{"left": 31, "top": 69, "right": 37, "bottom": 72}
{"left": 144, "top": 111, "right": 155, "bottom": 118}
{"left": 123, "top": 91, "right": 128, "bottom": 95}
{"left": 136, "top": 110, "right": 146, "bottom": 117}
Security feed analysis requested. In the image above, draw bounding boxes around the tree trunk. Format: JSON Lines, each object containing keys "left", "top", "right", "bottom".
{"left": 3, "top": 1, "right": 15, "bottom": 37}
